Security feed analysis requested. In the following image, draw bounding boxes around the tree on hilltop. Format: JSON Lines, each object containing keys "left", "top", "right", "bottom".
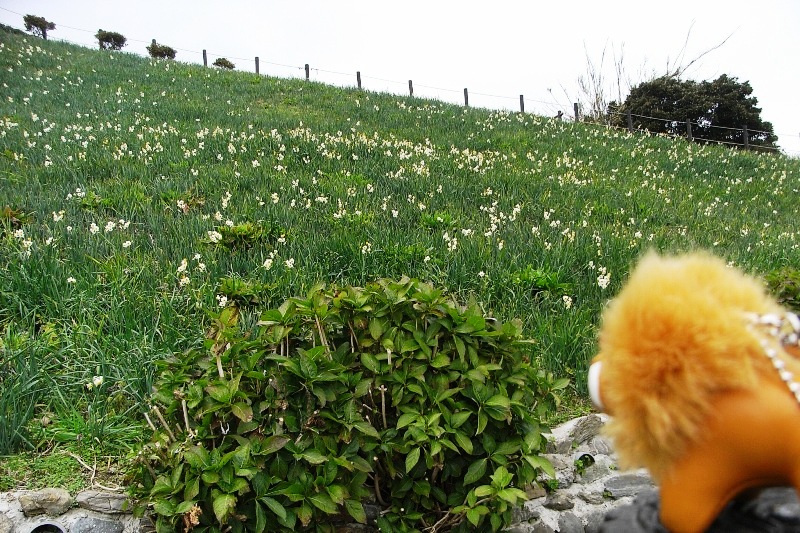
{"left": 147, "top": 39, "right": 177, "bottom": 60}
{"left": 611, "top": 75, "right": 778, "bottom": 150}
{"left": 96, "top": 29, "right": 127, "bottom": 51}
{"left": 23, "top": 14, "right": 55, "bottom": 40}
{"left": 212, "top": 57, "right": 235, "bottom": 70}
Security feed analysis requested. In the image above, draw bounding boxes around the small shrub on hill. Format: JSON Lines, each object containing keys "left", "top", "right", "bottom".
{"left": 213, "top": 57, "right": 236, "bottom": 70}
{"left": 147, "top": 40, "right": 177, "bottom": 60}
{"left": 96, "top": 29, "right": 127, "bottom": 51}
{"left": 766, "top": 267, "right": 800, "bottom": 313}
{"left": 133, "top": 277, "right": 566, "bottom": 532}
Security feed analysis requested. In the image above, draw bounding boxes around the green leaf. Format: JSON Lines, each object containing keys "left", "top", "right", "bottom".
{"left": 477, "top": 411, "right": 488, "bottom": 435}
{"left": 431, "top": 352, "right": 451, "bottom": 368}
{"left": 361, "top": 352, "right": 380, "bottom": 372}
{"left": 152, "top": 499, "right": 176, "bottom": 517}
{"left": 261, "top": 496, "right": 287, "bottom": 521}
{"left": 300, "top": 450, "right": 328, "bottom": 464}
{"left": 466, "top": 505, "right": 489, "bottom": 526}
{"left": 369, "top": 317, "right": 386, "bottom": 340}
{"left": 454, "top": 431, "right": 474, "bottom": 454}
{"left": 255, "top": 500, "right": 267, "bottom": 533}
{"left": 450, "top": 411, "right": 471, "bottom": 428}
{"left": 406, "top": 447, "right": 421, "bottom": 473}
{"left": 175, "top": 500, "right": 198, "bottom": 514}
{"left": 231, "top": 401, "right": 253, "bottom": 422}
{"left": 184, "top": 476, "right": 200, "bottom": 501}
{"left": 474, "top": 485, "right": 493, "bottom": 498}
{"left": 354, "top": 378, "right": 372, "bottom": 397}
{"left": 464, "top": 458, "right": 487, "bottom": 485}
{"left": 397, "top": 412, "right": 418, "bottom": 429}
{"left": 352, "top": 420, "right": 380, "bottom": 438}
{"left": 183, "top": 445, "right": 209, "bottom": 469}
{"left": 326, "top": 484, "right": 347, "bottom": 504}
{"left": 497, "top": 487, "right": 527, "bottom": 504}
{"left": 260, "top": 435, "right": 290, "bottom": 455}
{"left": 524, "top": 454, "right": 556, "bottom": 478}
{"left": 205, "top": 383, "right": 233, "bottom": 404}
{"left": 296, "top": 503, "right": 313, "bottom": 526}
{"left": 308, "top": 492, "right": 338, "bottom": 514}
{"left": 212, "top": 493, "right": 237, "bottom": 524}
{"left": 345, "top": 499, "right": 367, "bottom": 524}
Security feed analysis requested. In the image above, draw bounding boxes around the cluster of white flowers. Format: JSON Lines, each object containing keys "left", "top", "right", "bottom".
{"left": 361, "top": 241, "right": 372, "bottom": 254}
{"left": 207, "top": 230, "right": 222, "bottom": 243}
{"left": 442, "top": 232, "right": 458, "bottom": 252}
{"left": 597, "top": 266, "right": 611, "bottom": 290}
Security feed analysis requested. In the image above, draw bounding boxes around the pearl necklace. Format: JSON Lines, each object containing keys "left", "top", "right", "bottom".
{"left": 747, "top": 312, "right": 800, "bottom": 404}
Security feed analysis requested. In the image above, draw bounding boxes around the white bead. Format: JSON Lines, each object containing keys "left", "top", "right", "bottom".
{"left": 780, "top": 369, "right": 794, "bottom": 382}
{"left": 773, "top": 358, "right": 785, "bottom": 369}
{"left": 766, "top": 348, "right": 778, "bottom": 359}
{"left": 790, "top": 382, "right": 800, "bottom": 393}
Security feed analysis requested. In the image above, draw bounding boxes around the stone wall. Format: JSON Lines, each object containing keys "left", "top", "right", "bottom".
{"left": 3, "top": 414, "right": 798, "bottom": 533}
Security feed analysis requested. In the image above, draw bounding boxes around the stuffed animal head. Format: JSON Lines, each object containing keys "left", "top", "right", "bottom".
{"left": 589, "top": 251, "right": 798, "bottom": 480}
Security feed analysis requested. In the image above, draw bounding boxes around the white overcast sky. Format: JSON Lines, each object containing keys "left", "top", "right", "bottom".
{"left": 2, "top": 1, "right": 799, "bottom": 155}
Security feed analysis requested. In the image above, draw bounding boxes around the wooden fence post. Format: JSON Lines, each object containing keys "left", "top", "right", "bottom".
{"left": 305, "top": 64, "right": 310, "bottom": 81}
{"left": 573, "top": 103, "right": 579, "bottom": 121}
{"left": 255, "top": 57, "right": 259, "bottom": 74}
{"left": 743, "top": 125, "right": 749, "bottom": 150}
{"left": 519, "top": 95, "right": 524, "bottom": 113}
{"left": 409, "top": 80, "right": 414, "bottom": 97}
{"left": 626, "top": 109, "right": 633, "bottom": 132}
{"left": 202, "top": 49, "right": 207, "bottom": 67}
{"left": 686, "top": 120, "right": 693, "bottom": 141}
{"left": 357, "top": 71, "right": 362, "bottom": 89}
{"left": 464, "top": 88, "right": 469, "bottom": 107}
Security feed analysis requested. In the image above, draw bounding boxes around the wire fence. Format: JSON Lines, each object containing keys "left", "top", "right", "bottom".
{"left": 2, "top": 6, "right": 798, "bottom": 157}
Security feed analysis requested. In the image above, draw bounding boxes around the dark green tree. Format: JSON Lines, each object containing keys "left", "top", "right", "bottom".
{"left": 146, "top": 39, "right": 176, "bottom": 60}
{"left": 612, "top": 75, "right": 778, "bottom": 150}
{"left": 96, "top": 29, "right": 127, "bottom": 50}
{"left": 23, "top": 14, "right": 55, "bottom": 40}
{"left": 212, "top": 57, "right": 235, "bottom": 70}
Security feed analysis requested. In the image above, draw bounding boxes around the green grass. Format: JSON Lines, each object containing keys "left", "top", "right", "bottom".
{"left": 1, "top": 28, "right": 799, "bottom": 486}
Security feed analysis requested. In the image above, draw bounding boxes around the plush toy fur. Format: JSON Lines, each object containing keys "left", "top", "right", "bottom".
{"left": 595, "top": 251, "right": 786, "bottom": 480}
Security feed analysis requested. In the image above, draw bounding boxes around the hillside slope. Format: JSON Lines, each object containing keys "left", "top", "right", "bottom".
{"left": 1, "top": 27, "right": 799, "bottom": 406}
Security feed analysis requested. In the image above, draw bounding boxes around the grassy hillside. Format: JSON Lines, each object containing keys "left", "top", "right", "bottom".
{"left": 1, "top": 29, "right": 800, "bottom": 487}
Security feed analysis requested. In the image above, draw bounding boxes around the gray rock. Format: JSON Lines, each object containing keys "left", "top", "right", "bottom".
{"left": 544, "top": 493, "right": 574, "bottom": 511}
{"left": 506, "top": 524, "right": 537, "bottom": 533}
{"left": 568, "top": 415, "right": 603, "bottom": 445}
{"left": 512, "top": 502, "right": 542, "bottom": 524}
{"left": 603, "top": 473, "right": 654, "bottom": 499}
{"left": 75, "top": 490, "right": 130, "bottom": 514}
{"left": 579, "top": 491, "right": 607, "bottom": 505}
{"left": 575, "top": 454, "right": 615, "bottom": 484}
{"left": 18, "top": 489, "right": 73, "bottom": 516}
{"left": 558, "top": 511, "right": 585, "bottom": 533}
{"left": 72, "top": 517, "right": 124, "bottom": 533}
{"left": 585, "top": 436, "right": 613, "bottom": 456}
{"left": 531, "top": 521, "right": 556, "bottom": 533}
{"left": 584, "top": 509, "right": 608, "bottom": 533}
{"left": 0, "top": 513, "right": 13, "bottom": 533}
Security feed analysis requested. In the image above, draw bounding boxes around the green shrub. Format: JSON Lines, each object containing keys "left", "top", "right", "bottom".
{"left": 765, "top": 267, "right": 800, "bottom": 313}
{"left": 147, "top": 40, "right": 177, "bottom": 60}
{"left": 213, "top": 58, "right": 235, "bottom": 70}
{"left": 133, "top": 277, "right": 566, "bottom": 532}
{"left": 96, "top": 29, "right": 127, "bottom": 51}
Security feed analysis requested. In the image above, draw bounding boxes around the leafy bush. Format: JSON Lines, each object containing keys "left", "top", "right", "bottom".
{"left": 147, "top": 40, "right": 177, "bottom": 60}
{"left": 133, "top": 277, "right": 566, "bottom": 532}
{"left": 765, "top": 267, "right": 800, "bottom": 313}
{"left": 23, "top": 14, "right": 55, "bottom": 40}
{"left": 213, "top": 58, "right": 236, "bottom": 70}
{"left": 96, "top": 29, "right": 127, "bottom": 51}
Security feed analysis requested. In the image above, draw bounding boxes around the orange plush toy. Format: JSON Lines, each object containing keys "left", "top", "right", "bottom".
{"left": 588, "top": 251, "right": 800, "bottom": 533}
